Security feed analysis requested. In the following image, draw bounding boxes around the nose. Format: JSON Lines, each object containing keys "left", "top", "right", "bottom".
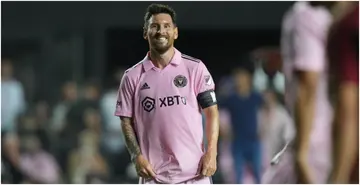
{"left": 157, "top": 25, "right": 167, "bottom": 34}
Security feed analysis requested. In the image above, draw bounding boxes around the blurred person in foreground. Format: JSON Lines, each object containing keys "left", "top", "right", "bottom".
{"left": 19, "top": 134, "right": 60, "bottom": 183}
{"left": 68, "top": 131, "right": 109, "bottom": 184}
{"left": 115, "top": 4, "right": 219, "bottom": 184}
{"left": 100, "top": 68, "right": 131, "bottom": 181}
{"left": 1, "top": 58, "right": 26, "bottom": 132}
{"left": 258, "top": 88, "right": 295, "bottom": 165}
{"left": 273, "top": 1, "right": 336, "bottom": 183}
{"left": 327, "top": 4, "right": 359, "bottom": 184}
{"left": 219, "top": 66, "right": 263, "bottom": 184}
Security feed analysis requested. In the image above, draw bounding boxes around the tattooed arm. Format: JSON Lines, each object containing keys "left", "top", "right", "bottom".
{"left": 120, "top": 117, "right": 141, "bottom": 161}
{"left": 120, "top": 116, "right": 156, "bottom": 178}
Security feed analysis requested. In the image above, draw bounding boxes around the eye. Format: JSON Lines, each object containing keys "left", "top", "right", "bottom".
{"left": 150, "top": 24, "right": 158, "bottom": 29}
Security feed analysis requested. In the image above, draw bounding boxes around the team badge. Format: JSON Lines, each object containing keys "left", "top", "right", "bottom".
{"left": 173, "top": 75, "right": 187, "bottom": 88}
{"left": 204, "top": 75, "right": 212, "bottom": 86}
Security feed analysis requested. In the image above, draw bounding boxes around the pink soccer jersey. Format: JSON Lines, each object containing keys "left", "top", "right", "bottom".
{"left": 114, "top": 48, "right": 216, "bottom": 183}
{"left": 266, "top": 2, "right": 333, "bottom": 183}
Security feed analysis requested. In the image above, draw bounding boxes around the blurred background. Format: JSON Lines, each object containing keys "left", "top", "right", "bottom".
{"left": 2, "top": 1, "right": 295, "bottom": 184}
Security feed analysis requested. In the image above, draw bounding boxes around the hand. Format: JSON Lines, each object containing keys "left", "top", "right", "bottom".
{"left": 295, "top": 152, "right": 313, "bottom": 183}
{"left": 134, "top": 155, "right": 156, "bottom": 179}
{"left": 198, "top": 151, "right": 217, "bottom": 177}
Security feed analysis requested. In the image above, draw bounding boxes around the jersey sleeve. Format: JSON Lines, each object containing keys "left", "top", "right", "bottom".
{"left": 194, "top": 61, "right": 217, "bottom": 108}
{"left": 194, "top": 61, "right": 215, "bottom": 95}
{"left": 114, "top": 73, "right": 135, "bottom": 118}
{"left": 336, "top": 8, "right": 359, "bottom": 85}
{"left": 292, "top": 12, "right": 330, "bottom": 72}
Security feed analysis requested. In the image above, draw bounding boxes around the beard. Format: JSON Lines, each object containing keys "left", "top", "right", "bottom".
{"left": 150, "top": 36, "right": 173, "bottom": 54}
{"left": 152, "top": 43, "right": 171, "bottom": 54}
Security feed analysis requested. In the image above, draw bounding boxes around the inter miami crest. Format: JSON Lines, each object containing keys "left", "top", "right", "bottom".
{"left": 173, "top": 75, "right": 187, "bottom": 88}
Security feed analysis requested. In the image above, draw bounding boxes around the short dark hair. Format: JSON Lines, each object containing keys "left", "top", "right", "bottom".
{"left": 143, "top": 4, "right": 177, "bottom": 29}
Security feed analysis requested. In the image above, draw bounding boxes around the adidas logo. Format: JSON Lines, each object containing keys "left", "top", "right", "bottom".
{"left": 140, "top": 83, "right": 150, "bottom": 90}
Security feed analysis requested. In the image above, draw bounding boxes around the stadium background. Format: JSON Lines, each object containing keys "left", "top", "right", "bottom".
{"left": 2, "top": 1, "right": 293, "bottom": 184}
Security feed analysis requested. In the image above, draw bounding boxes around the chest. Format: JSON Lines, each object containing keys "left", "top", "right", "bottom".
{"left": 228, "top": 96, "right": 259, "bottom": 113}
{"left": 135, "top": 67, "right": 196, "bottom": 108}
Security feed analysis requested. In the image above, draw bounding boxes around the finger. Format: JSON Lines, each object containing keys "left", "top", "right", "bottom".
{"left": 201, "top": 167, "right": 208, "bottom": 176}
{"left": 139, "top": 169, "right": 150, "bottom": 178}
{"left": 207, "top": 169, "right": 215, "bottom": 177}
{"left": 196, "top": 158, "right": 204, "bottom": 175}
{"left": 146, "top": 165, "right": 157, "bottom": 178}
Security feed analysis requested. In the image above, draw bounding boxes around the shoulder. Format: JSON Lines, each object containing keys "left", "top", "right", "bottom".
{"left": 122, "top": 60, "right": 145, "bottom": 81}
{"left": 180, "top": 53, "right": 206, "bottom": 70}
{"left": 293, "top": 2, "right": 332, "bottom": 31}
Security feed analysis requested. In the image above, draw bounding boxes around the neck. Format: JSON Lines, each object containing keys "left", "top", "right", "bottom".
{"left": 149, "top": 47, "right": 175, "bottom": 69}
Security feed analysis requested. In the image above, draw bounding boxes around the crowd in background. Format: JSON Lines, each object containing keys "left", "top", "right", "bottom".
{"left": 1, "top": 1, "right": 358, "bottom": 184}
{"left": 1, "top": 51, "right": 292, "bottom": 184}
{"left": 1, "top": 59, "right": 139, "bottom": 183}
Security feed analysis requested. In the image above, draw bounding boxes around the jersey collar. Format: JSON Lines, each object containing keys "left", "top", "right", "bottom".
{"left": 142, "top": 48, "right": 181, "bottom": 72}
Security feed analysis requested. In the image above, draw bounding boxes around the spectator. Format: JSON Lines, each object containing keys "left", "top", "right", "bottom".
{"left": 50, "top": 81, "right": 78, "bottom": 134}
{"left": 83, "top": 108, "right": 102, "bottom": 137}
{"left": 1, "top": 59, "right": 26, "bottom": 132}
{"left": 258, "top": 88, "right": 295, "bottom": 165}
{"left": 219, "top": 66, "right": 263, "bottom": 184}
{"left": 100, "top": 68, "right": 131, "bottom": 181}
{"left": 19, "top": 134, "right": 60, "bottom": 183}
{"left": 68, "top": 131, "right": 109, "bottom": 184}
{"left": 65, "top": 79, "right": 101, "bottom": 137}
{"left": 1, "top": 133, "right": 24, "bottom": 184}
{"left": 18, "top": 111, "right": 51, "bottom": 152}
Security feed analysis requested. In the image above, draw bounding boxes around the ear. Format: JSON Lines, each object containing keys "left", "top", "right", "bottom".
{"left": 143, "top": 27, "right": 148, "bottom": 40}
{"left": 174, "top": 27, "right": 178, "bottom": 40}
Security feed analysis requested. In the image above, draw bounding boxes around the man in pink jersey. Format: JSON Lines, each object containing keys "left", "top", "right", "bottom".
{"left": 114, "top": 4, "right": 219, "bottom": 184}
{"left": 264, "top": 1, "right": 336, "bottom": 184}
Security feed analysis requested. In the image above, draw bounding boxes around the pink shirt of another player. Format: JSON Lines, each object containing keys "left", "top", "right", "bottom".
{"left": 281, "top": 2, "right": 333, "bottom": 183}
{"left": 115, "top": 48, "right": 216, "bottom": 183}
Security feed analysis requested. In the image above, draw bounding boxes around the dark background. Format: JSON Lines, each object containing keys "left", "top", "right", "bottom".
{"left": 1, "top": 1, "right": 294, "bottom": 184}
{"left": 2, "top": 1, "right": 293, "bottom": 104}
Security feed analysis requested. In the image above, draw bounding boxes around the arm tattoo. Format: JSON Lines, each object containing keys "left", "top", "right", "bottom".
{"left": 121, "top": 120, "right": 141, "bottom": 161}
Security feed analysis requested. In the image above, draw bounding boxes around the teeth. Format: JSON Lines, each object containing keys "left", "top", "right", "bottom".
{"left": 158, "top": 37, "right": 167, "bottom": 41}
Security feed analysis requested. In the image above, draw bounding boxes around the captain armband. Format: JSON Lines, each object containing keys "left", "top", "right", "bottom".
{"left": 197, "top": 89, "right": 217, "bottom": 109}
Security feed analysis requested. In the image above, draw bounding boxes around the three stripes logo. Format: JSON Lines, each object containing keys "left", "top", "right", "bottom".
{"left": 140, "top": 83, "right": 150, "bottom": 90}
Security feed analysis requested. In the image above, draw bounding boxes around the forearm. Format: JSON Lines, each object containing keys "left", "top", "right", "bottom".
{"left": 121, "top": 117, "right": 141, "bottom": 160}
{"left": 294, "top": 87, "right": 316, "bottom": 154}
{"left": 204, "top": 106, "right": 220, "bottom": 154}
{"left": 331, "top": 84, "right": 358, "bottom": 183}
{"left": 332, "top": 115, "right": 357, "bottom": 182}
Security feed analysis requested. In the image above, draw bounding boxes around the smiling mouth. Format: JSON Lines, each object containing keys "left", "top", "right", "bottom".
{"left": 155, "top": 37, "right": 168, "bottom": 43}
